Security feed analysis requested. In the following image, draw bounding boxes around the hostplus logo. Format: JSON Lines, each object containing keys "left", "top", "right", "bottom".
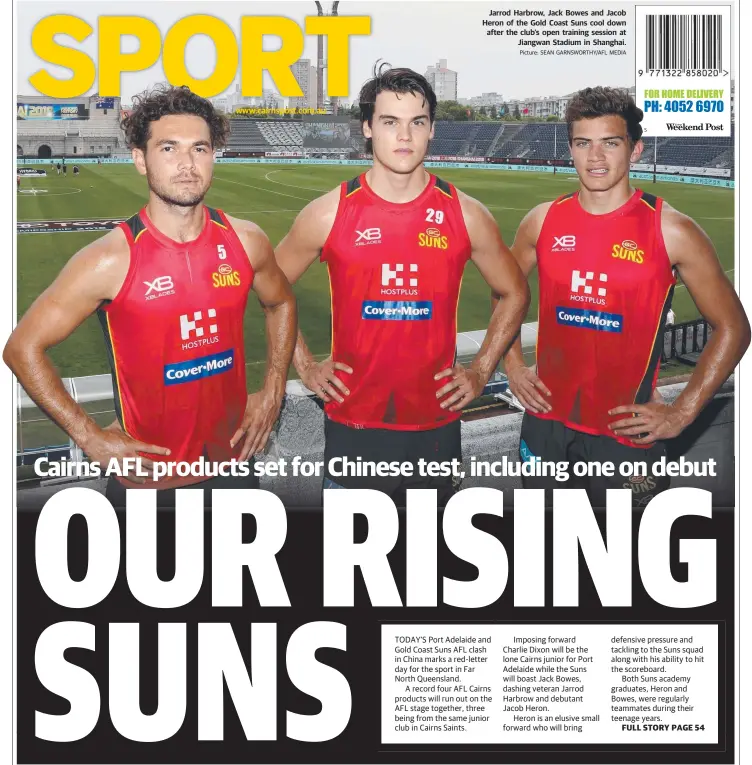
{"left": 180, "top": 308, "right": 219, "bottom": 351}
{"left": 381, "top": 263, "right": 418, "bottom": 296}
{"left": 552, "top": 235, "right": 576, "bottom": 252}
{"left": 570, "top": 270, "right": 607, "bottom": 306}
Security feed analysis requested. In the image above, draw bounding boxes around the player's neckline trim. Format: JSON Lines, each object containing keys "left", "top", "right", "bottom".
{"left": 139, "top": 205, "right": 212, "bottom": 249}
{"left": 359, "top": 171, "right": 437, "bottom": 211}
{"left": 572, "top": 188, "right": 643, "bottom": 220}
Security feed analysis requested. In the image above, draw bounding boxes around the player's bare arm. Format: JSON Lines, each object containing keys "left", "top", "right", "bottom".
{"left": 498, "top": 201, "right": 554, "bottom": 414}
{"left": 2, "top": 230, "right": 171, "bottom": 480}
{"left": 226, "top": 217, "right": 297, "bottom": 459}
{"left": 274, "top": 188, "right": 353, "bottom": 404}
{"left": 609, "top": 205, "right": 750, "bottom": 443}
{"left": 435, "top": 193, "right": 530, "bottom": 412}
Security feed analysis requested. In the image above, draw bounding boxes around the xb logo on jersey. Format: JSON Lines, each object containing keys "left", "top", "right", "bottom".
{"left": 144, "top": 275, "right": 175, "bottom": 301}
{"left": 355, "top": 228, "right": 382, "bottom": 246}
{"left": 570, "top": 270, "right": 607, "bottom": 307}
{"left": 552, "top": 235, "right": 576, "bottom": 252}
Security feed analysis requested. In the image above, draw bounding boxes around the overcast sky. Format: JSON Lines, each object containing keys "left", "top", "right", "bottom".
{"left": 17, "top": 0, "right": 641, "bottom": 102}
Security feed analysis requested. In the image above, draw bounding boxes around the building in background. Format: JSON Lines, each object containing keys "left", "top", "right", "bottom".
{"left": 425, "top": 59, "right": 458, "bottom": 102}
{"left": 460, "top": 92, "right": 505, "bottom": 110}
{"left": 289, "top": 59, "right": 318, "bottom": 111}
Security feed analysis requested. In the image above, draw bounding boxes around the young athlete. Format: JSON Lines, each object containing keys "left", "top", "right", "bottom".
{"left": 275, "top": 66, "right": 529, "bottom": 506}
{"left": 501, "top": 86, "right": 749, "bottom": 505}
{"left": 4, "top": 85, "right": 297, "bottom": 505}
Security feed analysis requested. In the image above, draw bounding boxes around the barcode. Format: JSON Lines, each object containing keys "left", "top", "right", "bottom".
{"left": 645, "top": 14, "right": 722, "bottom": 70}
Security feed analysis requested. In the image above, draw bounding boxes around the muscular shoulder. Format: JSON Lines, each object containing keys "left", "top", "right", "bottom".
{"left": 456, "top": 189, "right": 496, "bottom": 231}
{"left": 523, "top": 201, "right": 555, "bottom": 240}
{"left": 297, "top": 186, "right": 341, "bottom": 240}
{"left": 224, "top": 214, "right": 274, "bottom": 270}
{"left": 52, "top": 226, "right": 130, "bottom": 301}
{"left": 659, "top": 201, "right": 712, "bottom": 262}
{"left": 225, "top": 214, "right": 270, "bottom": 247}
{"left": 72, "top": 226, "right": 129, "bottom": 276}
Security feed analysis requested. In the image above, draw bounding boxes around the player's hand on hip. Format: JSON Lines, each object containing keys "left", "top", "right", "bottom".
{"left": 300, "top": 357, "right": 353, "bottom": 404}
{"left": 435, "top": 363, "right": 485, "bottom": 411}
{"left": 81, "top": 428, "right": 171, "bottom": 484}
{"left": 608, "top": 401, "right": 690, "bottom": 444}
{"left": 506, "top": 363, "right": 552, "bottom": 413}
{"left": 231, "top": 388, "right": 284, "bottom": 460}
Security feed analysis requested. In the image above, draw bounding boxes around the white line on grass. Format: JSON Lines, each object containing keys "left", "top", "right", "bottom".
{"left": 214, "top": 175, "right": 316, "bottom": 202}
{"left": 263, "top": 169, "right": 331, "bottom": 193}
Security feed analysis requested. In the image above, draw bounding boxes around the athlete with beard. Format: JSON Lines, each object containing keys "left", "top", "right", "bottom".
{"left": 499, "top": 86, "right": 749, "bottom": 504}
{"left": 275, "top": 66, "right": 529, "bottom": 505}
{"left": 4, "top": 86, "right": 296, "bottom": 503}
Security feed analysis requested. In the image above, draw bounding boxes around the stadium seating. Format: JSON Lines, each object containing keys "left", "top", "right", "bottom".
{"left": 218, "top": 118, "right": 735, "bottom": 171}
{"left": 225, "top": 120, "right": 270, "bottom": 151}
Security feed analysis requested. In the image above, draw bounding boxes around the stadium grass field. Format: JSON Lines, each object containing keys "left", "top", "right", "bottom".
{"left": 17, "top": 162, "right": 734, "bottom": 393}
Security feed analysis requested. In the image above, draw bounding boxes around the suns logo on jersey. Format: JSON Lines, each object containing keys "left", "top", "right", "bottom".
{"left": 212, "top": 263, "right": 242, "bottom": 288}
{"left": 612, "top": 239, "right": 644, "bottom": 264}
{"left": 418, "top": 228, "right": 449, "bottom": 249}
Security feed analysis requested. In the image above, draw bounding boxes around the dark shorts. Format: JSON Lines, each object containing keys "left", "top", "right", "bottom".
{"left": 105, "top": 462, "right": 259, "bottom": 509}
{"left": 519, "top": 413, "right": 670, "bottom": 508}
{"left": 324, "top": 418, "right": 463, "bottom": 507}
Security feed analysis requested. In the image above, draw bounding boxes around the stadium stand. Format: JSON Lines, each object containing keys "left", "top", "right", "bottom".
{"left": 258, "top": 121, "right": 304, "bottom": 148}
{"left": 225, "top": 119, "right": 271, "bottom": 152}
{"left": 653, "top": 128, "right": 734, "bottom": 168}
{"left": 17, "top": 95, "right": 124, "bottom": 158}
{"left": 16, "top": 100, "right": 734, "bottom": 171}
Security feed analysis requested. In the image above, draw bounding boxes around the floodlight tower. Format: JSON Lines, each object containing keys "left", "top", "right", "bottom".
{"left": 314, "top": 1, "right": 340, "bottom": 114}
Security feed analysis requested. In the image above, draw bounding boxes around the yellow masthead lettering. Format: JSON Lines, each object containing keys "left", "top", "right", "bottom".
{"left": 240, "top": 17, "right": 304, "bottom": 97}
{"left": 99, "top": 17, "right": 161, "bottom": 97}
{"left": 305, "top": 16, "right": 371, "bottom": 96}
{"left": 30, "top": 15, "right": 95, "bottom": 98}
{"left": 164, "top": 16, "right": 238, "bottom": 98}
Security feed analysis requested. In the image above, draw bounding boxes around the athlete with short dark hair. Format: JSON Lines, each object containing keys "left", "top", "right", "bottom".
{"left": 275, "top": 65, "right": 529, "bottom": 505}
{"left": 500, "top": 86, "right": 749, "bottom": 504}
{"left": 4, "top": 85, "right": 296, "bottom": 504}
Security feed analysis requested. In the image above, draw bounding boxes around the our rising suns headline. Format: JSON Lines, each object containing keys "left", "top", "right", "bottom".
{"left": 32, "top": 486, "right": 716, "bottom": 743}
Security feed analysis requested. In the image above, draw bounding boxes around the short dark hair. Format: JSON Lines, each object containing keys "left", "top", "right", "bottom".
{"left": 358, "top": 62, "right": 437, "bottom": 153}
{"left": 565, "top": 86, "right": 643, "bottom": 144}
{"left": 121, "top": 84, "right": 229, "bottom": 151}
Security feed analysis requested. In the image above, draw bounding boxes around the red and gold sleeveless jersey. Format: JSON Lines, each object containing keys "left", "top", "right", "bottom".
{"left": 533, "top": 189, "right": 675, "bottom": 446}
{"left": 320, "top": 173, "right": 472, "bottom": 431}
{"left": 97, "top": 206, "right": 253, "bottom": 485}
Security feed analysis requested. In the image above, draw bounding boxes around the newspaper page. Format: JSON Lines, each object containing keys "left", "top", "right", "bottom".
{"left": 5, "top": 0, "right": 746, "bottom": 763}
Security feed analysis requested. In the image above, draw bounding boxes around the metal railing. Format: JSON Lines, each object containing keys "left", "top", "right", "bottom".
{"left": 662, "top": 318, "right": 711, "bottom": 366}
